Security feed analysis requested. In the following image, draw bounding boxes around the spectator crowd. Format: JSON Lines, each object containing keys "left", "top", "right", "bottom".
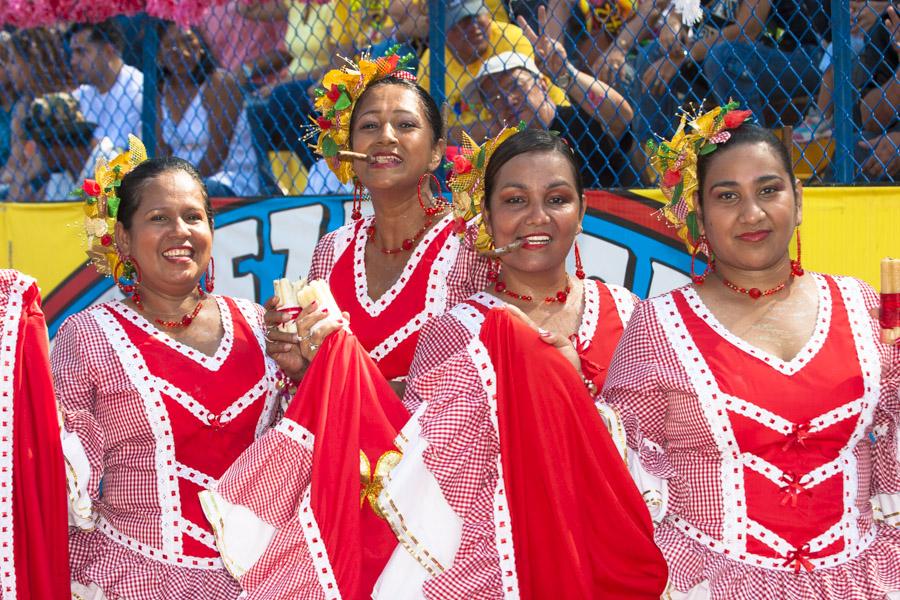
{"left": 0, "top": 0, "right": 898, "bottom": 200}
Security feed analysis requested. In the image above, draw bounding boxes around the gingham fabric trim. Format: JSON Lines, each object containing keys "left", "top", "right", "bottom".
{"left": 110, "top": 295, "right": 235, "bottom": 372}
{"left": 0, "top": 272, "right": 31, "bottom": 598}
{"left": 679, "top": 273, "right": 832, "bottom": 376}
{"left": 297, "top": 488, "right": 341, "bottom": 600}
{"left": 467, "top": 334, "right": 520, "bottom": 599}
{"left": 95, "top": 517, "right": 224, "bottom": 570}
{"left": 353, "top": 212, "right": 455, "bottom": 318}
{"left": 91, "top": 306, "right": 184, "bottom": 556}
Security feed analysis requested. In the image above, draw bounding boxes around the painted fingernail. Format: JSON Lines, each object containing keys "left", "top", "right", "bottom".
{"left": 538, "top": 328, "right": 551, "bottom": 337}
{"left": 322, "top": 308, "right": 328, "bottom": 314}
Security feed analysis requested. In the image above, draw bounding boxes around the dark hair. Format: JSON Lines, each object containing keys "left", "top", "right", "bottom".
{"left": 483, "top": 129, "right": 583, "bottom": 208}
{"left": 117, "top": 157, "right": 212, "bottom": 230}
{"left": 348, "top": 77, "right": 444, "bottom": 146}
{"left": 157, "top": 22, "right": 217, "bottom": 85}
{"left": 696, "top": 123, "right": 795, "bottom": 202}
{"left": 67, "top": 19, "right": 125, "bottom": 54}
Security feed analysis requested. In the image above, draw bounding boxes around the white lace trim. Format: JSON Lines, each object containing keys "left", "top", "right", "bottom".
{"left": 467, "top": 334, "right": 520, "bottom": 599}
{"left": 92, "top": 306, "right": 184, "bottom": 555}
{"left": 274, "top": 418, "right": 315, "bottom": 450}
{"left": 606, "top": 283, "right": 637, "bottom": 329}
{"left": 453, "top": 294, "right": 496, "bottom": 336}
{"left": 109, "top": 295, "right": 235, "bottom": 372}
{"left": 353, "top": 212, "right": 454, "bottom": 318}
{"left": 368, "top": 230, "right": 460, "bottom": 362}
{"left": 0, "top": 272, "right": 30, "bottom": 598}
{"left": 670, "top": 515, "right": 877, "bottom": 571}
{"left": 680, "top": 273, "right": 832, "bottom": 376}
{"left": 575, "top": 279, "right": 599, "bottom": 347}
{"left": 297, "top": 487, "right": 341, "bottom": 599}
{"left": 329, "top": 223, "right": 357, "bottom": 278}
{"left": 175, "top": 461, "right": 218, "bottom": 490}
{"left": 232, "top": 297, "right": 280, "bottom": 437}
{"left": 182, "top": 516, "right": 218, "bottom": 551}
{"left": 149, "top": 375, "right": 269, "bottom": 427}
{"left": 723, "top": 395, "right": 866, "bottom": 436}
{"left": 741, "top": 451, "right": 846, "bottom": 491}
{"left": 95, "top": 517, "right": 224, "bottom": 570}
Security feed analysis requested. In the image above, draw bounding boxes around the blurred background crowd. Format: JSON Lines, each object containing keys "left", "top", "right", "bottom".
{"left": 0, "top": 0, "right": 898, "bottom": 201}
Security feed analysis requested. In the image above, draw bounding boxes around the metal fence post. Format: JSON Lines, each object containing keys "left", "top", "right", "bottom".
{"left": 427, "top": 0, "right": 447, "bottom": 108}
{"left": 141, "top": 20, "right": 158, "bottom": 157}
{"left": 831, "top": 0, "right": 853, "bottom": 183}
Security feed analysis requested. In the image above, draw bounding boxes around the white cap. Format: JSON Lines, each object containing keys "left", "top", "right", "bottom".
{"left": 465, "top": 51, "right": 542, "bottom": 99}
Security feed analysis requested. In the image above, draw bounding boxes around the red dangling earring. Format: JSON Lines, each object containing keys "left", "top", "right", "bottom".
{"left": 487, "top": 258, "right": 500, "bottom": 282}
{"left": 690, "top": 236, "right": 714, "bottom": 285}
{"left": 351, "top": 180, "right": 364, "bottom": 220}
{"left": 417, "top": 173, "right": 444, "bottom": 217}
{"left": 114, "top": 255, "right": 143, "bottom": 306}
{"left": 202, "top": 256, "right": 215, "bottom": 294}
{"left": 574, "top": 241, "right": 586, "bottom": 280}
{"left": 790, "top": 227, "right": 804, "bottom": 277}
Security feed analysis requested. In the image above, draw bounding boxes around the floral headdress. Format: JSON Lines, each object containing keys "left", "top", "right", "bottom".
{"left": 76, "top": 134, "right": 148, "bottom": 275}
{"left": 447, "top": 121, "right": 526, "bottom": 253}
{"left": 646, "top": 102, "right": 753, "bottom": 248}
{"left": 307, "top": 50, "right": 416, "bottom": 184}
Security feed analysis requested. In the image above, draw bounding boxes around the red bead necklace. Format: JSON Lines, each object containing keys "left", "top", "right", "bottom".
{"left": 366, "top": 217, "right": 433, "bottom": 254}
{"left": 719, "top": 260, "right": 805, "bottom": 299}
{"left": 493, "top": 279, "right": 571, "bottom": 304}
{"left": 133, "top": 290, "right": 206, "bottom": 328}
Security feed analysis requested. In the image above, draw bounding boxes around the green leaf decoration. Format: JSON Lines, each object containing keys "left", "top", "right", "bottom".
{"left": 72, "top": 189, "right": 85, "bottom": 199}
{"left": 338, "top": 84, "right": 347, "bottom": 92}
{"left": 475, "top": 148, "right": 485, "bottom": 169}
{"left": 107, "top": 196, "right": 121, "bottom": 218}
{"left": 645, "top": 140, "right": 657, "bottom": 153}
{"left": 686, "top": 211, "right": 700, "bottom": 241}
{"left": 112, "top": 165, "right": 122, "bottom": 175}
{"left": 327, "top": 109, "right": 336, "bottom": 119}
{"left": 322, "top": 136, "right": 339, "bottom": 157}
{"left": 700, "top": 143, "right": 718, "bottom": 155}
{"left": 334, "top": 92, "right": 352, "bottom": 111}
{"left": 516, "top": 120, "right": 526, "bottom": 131}
{"left": 669, "top": 181, "right": 684, "bottom": 207}
{"left": 315, "top": 88, "right": 325, "bottom": 98}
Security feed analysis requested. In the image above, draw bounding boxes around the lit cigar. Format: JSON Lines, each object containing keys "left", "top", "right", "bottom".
{"left": 337, "top": 151, "right": 369, "bottom": 161}
{"left": 880, "top": 258, "right": 900, "bottom": 345}
{"left": 483, "top": 238, "right": 525, "bottom": 258}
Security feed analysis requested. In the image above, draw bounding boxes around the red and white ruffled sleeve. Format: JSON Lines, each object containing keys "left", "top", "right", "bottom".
{"left": 859, "top": 281, "right": 900, "bottom": 525}
{"left": 376, "top": 315, "right": 502, "bottom": 599}
{"left": 51, "top": 312, "right": 104, "bottom": 530}
{"left": 600, "top": 299, "right": 676, "bottom": 524}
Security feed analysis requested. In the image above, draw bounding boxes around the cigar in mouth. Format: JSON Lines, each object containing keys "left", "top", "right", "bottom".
{"left": 337, "top": 151, "right": 369, "bottom": 161}
{"left": 483, "top": 238, "right": 525, "bottom": 258}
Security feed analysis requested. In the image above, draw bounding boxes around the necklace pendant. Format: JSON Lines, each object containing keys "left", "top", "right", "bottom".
{"left": 748, "top": 288, "right": 762, "bottom": 299}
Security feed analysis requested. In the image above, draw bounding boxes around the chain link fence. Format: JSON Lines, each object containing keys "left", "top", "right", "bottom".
{"left": 0, "top": 0, "right": 897, "bottom": 200}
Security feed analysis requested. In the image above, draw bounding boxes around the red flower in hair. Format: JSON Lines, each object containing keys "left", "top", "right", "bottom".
{"left": 316, "top": 116, "right": 333, "bottom": 130}
{"left": 724, "top": 109, "right": 753, "bottom": 129}
{"left": 100, "top": 234, "right": 112, "bottom": 246}
{"left": 662, "top": 168, "right": 682, "bottom": 188}
{"left": 452, "top": 154, "right": 473, "bottom": 175}
{"left": 326, "top": 84, "right": 341, "bottom": 102}
{"left": 83, "top": 178, "right": 102, "bottom": 197}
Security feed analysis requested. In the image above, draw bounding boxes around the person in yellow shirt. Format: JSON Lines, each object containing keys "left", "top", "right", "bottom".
{"left": 417, "top": 0, "right": 567, "bottom": 143}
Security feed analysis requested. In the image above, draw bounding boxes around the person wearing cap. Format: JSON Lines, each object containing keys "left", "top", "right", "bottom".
{"left": 23, "top": 92, "right": 120, "bottom": 201}
{"left": 417, "top": 0, "right": 569, "bottom": 142}
{"left": 468, "top": 9, "right": 634, "bottom": 188}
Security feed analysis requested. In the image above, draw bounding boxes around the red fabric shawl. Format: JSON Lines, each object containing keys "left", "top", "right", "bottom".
{"left": 480, "top": 308, "right": 668, "bottom": 599}
{"left": 11, "top": 279, "right": 69, "bottom": 599}
{"left": 286, "top": 329, "right": 409, "bottom": 599}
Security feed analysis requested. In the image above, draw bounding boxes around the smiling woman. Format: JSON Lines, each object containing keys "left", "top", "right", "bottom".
{"left": 52, "top": 155, "right": 279, "bottom": 600}
{"left": 604, "top": 109, "right": 900, "bottom": 599}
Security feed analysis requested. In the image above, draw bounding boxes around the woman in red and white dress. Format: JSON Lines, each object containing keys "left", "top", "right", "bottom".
{"left": 199, "top": 58, "right": 491, "bottom": 598}
{"left": 53, "top": 157, "right": 278, "bottom": 599}
{"left": 373, "top": 128, "right": 668, "bottom": 599}
{"left": 603, "top": 116, "right": 900, "bottom": 598}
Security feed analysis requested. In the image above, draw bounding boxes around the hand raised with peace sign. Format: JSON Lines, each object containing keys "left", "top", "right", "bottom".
{"left": 516, "top": 5, "right": 569, "bottom": 78}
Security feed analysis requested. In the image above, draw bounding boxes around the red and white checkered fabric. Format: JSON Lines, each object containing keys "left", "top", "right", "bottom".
{"left": 53, "top": 296, "right": 278, "bottom": 600}
{"left": 400, "top": 281, "right": 637, "bottom": 598}
{"left": 603, "top": 274, "right": 900, "bottom": 599}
